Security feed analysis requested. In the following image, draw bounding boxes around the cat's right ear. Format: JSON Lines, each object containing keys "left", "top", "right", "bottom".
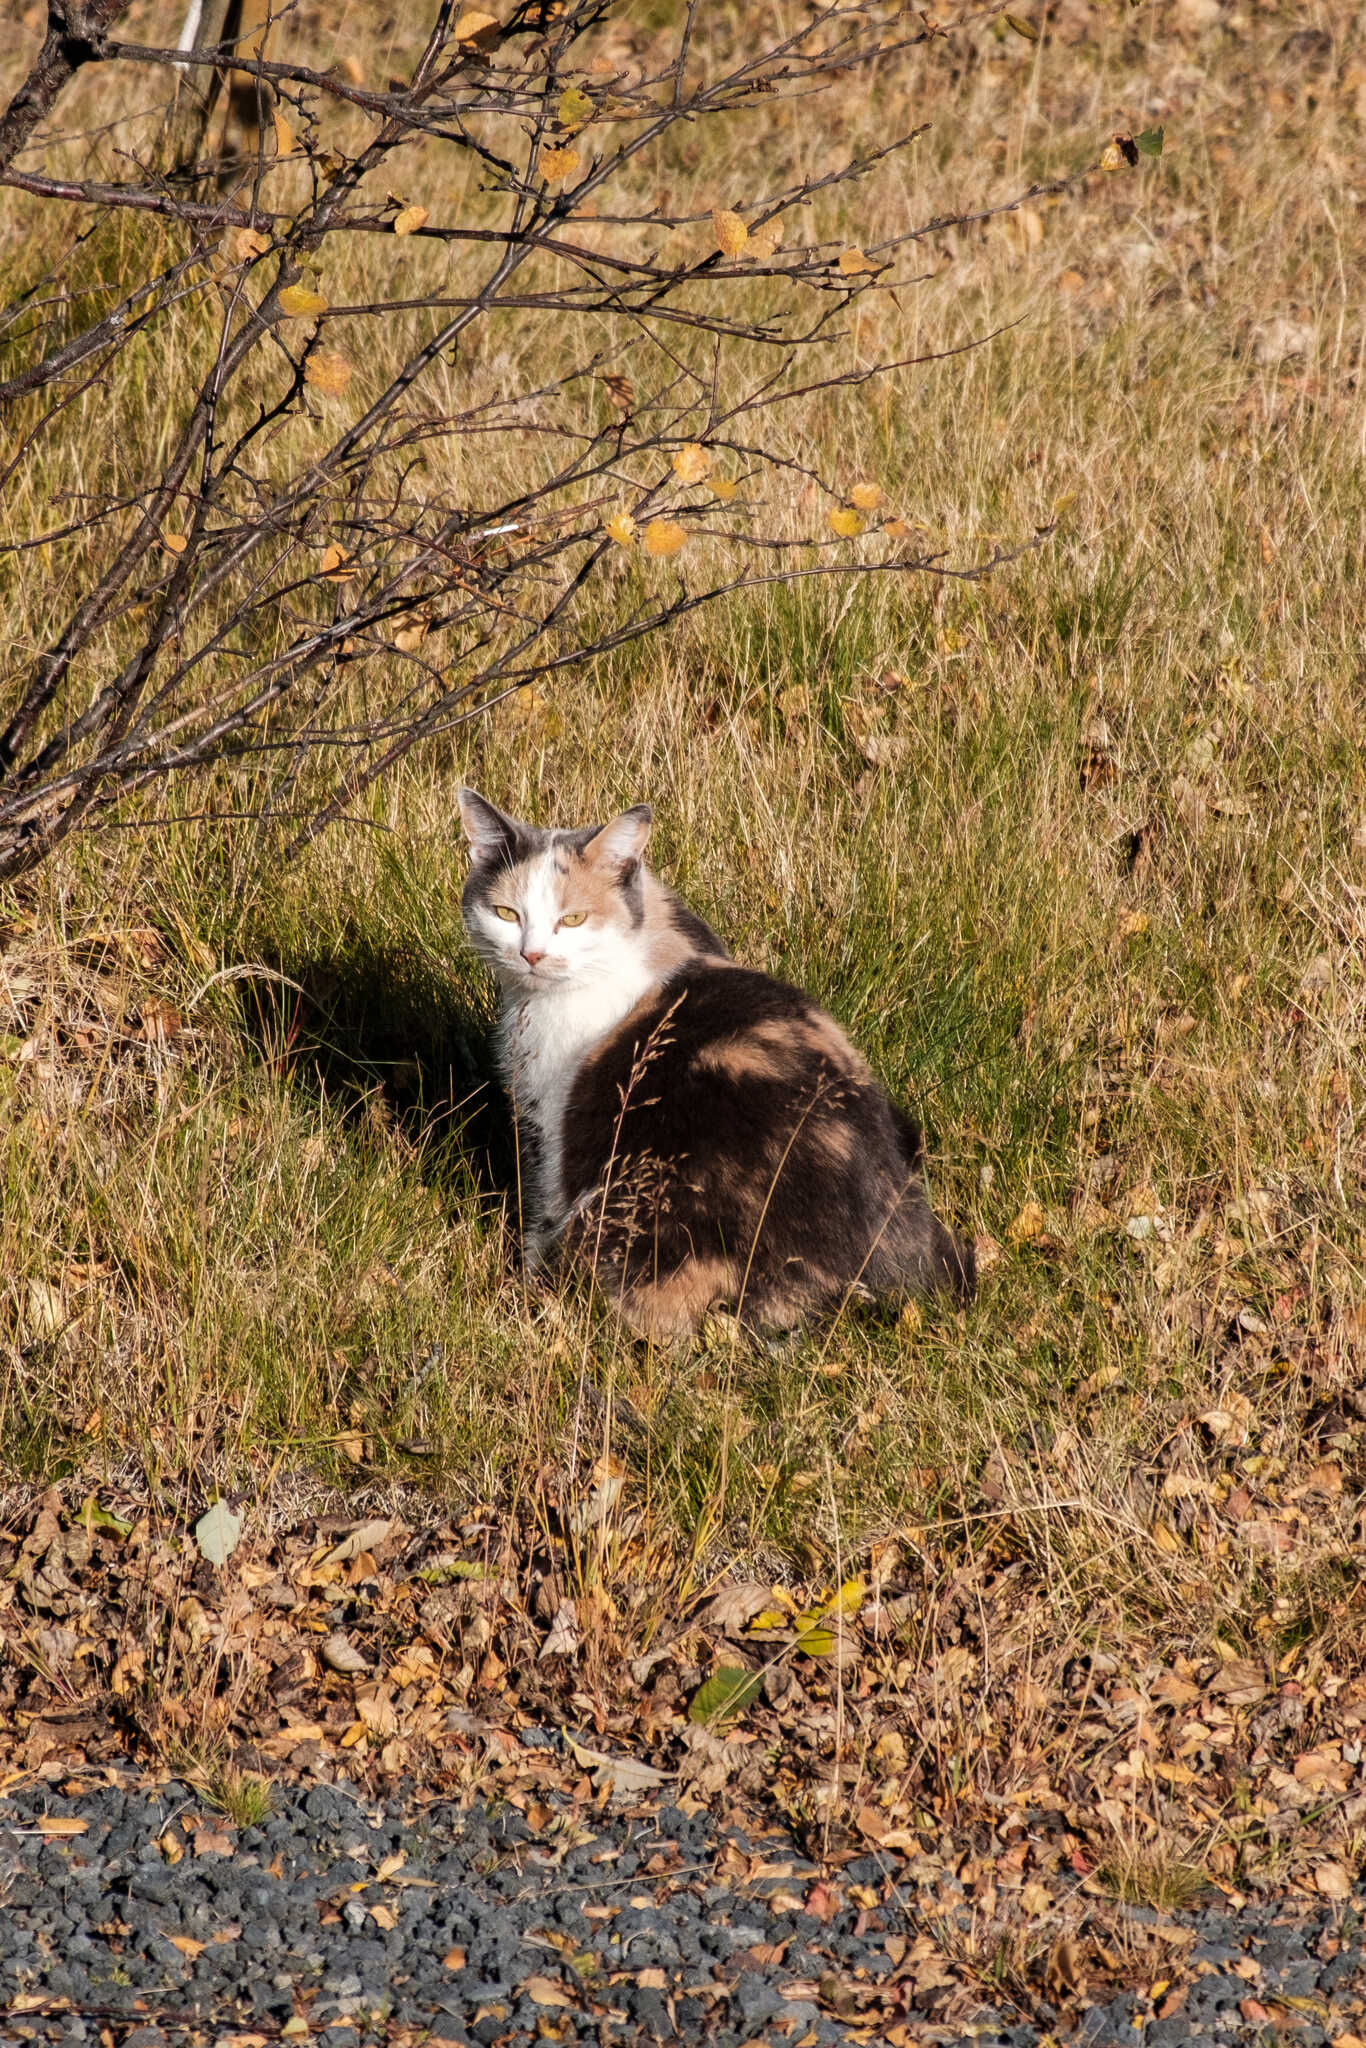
{"left": 458, "top": 788, "right": 523, "bottom": 865}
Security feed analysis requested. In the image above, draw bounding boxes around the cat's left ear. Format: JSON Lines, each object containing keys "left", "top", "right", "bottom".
{"left": 585, "top": 805, "right": 652, "bottom": 873}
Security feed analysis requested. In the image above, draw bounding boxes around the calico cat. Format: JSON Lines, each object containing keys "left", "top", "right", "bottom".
{"left": 458, "top": 790, "right": 974, "bottom": 1340}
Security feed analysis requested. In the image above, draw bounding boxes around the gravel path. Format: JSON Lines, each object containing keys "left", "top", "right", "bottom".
{"left": 3, "top": 1775, "right": 1365, "bottom": 2047}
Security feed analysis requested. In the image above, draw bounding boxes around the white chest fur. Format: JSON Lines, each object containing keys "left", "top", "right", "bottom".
{"left": 497, "top": 962, "right": 658, "bottom": 1262}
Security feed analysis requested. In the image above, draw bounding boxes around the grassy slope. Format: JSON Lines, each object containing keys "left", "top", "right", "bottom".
{"left": 2, "top": 1, "right": 1364, "bottom": 1661}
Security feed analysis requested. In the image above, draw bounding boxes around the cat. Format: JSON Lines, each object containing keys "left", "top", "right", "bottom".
{"left": 458, "top": 789, "right": 974, "bottom": 1341}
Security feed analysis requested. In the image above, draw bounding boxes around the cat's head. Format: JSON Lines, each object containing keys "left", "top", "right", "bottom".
{"left": 458, "top": 789, "right": 653, "bottom": 991}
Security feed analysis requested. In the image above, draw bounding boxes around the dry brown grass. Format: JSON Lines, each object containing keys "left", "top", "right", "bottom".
{"left": 2, "top": 0, "right": 1365, "bottom": 1741}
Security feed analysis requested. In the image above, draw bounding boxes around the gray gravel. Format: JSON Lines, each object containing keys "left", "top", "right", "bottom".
{"left": 2, "top": 1774, "right": 1364, "bottom": 2045}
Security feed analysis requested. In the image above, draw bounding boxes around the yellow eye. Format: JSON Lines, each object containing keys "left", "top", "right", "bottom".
{"left": 560, "top": 911, "right": 588, "bottom": 928}
{"left": 493, "top": 905, "right": 520, "bottom": 923}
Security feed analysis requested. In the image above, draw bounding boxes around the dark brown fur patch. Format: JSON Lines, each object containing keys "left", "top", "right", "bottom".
{"left": 555, "top": 964, "right": 974, "bottom": 1335}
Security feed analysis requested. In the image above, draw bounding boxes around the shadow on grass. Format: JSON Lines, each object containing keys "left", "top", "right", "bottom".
{"left": 237, "top": 925, "right": 519, "bottom": 1219}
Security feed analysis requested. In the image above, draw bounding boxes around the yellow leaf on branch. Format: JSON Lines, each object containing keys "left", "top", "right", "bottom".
{"left": 604, "top": 511, "right": 636, "bottom": 546}
{"left": 452, "top": 9, "right": 499, "bottom": 42}
{"left": 540, "top": 144, "right": 580, "bottom": 182}
{"left": 671, "top": 443, "right": 711, "bottom": 485}
{"left": 827, "top": 507, "right": 866, "bottom": 539}
{"left": 712, "top": 207, "right": 748, "bottom": 258}
{"left": 278, "top": 284, "right": 328, "bottom": 319}
{"left": 837, "top": 246, "right": 876, "bottom": 276}
{"left": 710, "top": 477, "right": 739, "bottom": 503}
{"left": 849, "top": 481, "right": 883, "bottom": 511}
{"left": 643, "top": 519, "right": 687, "bottom": 558}
{"left": 557, "top": 86, "right": 593, "bottom": 130}
{"left": 393, "top": 205, "right": 429, "bottom": 236}
{"left": 304, "top": 350, "right": 353, "bottom": 396}
{"left": 229, "top": 227, "right": 270, "bottom": 263}
{"left": 319, "top": 545, "right": 352, "bottom": 580}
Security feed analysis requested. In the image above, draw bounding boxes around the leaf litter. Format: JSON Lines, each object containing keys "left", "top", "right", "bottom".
{"left": 5, "top": 1376, "right": 1366, "bottom": 2040}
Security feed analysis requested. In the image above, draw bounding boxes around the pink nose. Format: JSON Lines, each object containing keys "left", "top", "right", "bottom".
{"left": 522, "top": 948, "right": 545, "bottom": 966}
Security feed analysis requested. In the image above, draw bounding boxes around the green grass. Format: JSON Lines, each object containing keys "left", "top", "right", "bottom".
{"left": 2, "top": 1, "right": 1364, "bottom": 1664}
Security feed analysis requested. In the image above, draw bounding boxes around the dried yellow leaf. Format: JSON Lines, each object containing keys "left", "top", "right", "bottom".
{"left": 838, "top": 246, "right": 875, "bottom": 276}
{"left": 749, "top": 217, "right": 784, "bottom": 257}
{"left": 395, "top": 621, "right": 427, "bottom": 653}
{"left": 540, "top": 144, "right": 580, "bottom": 182}
{"left": 712, "top": 207, "right": 748, "bottom": 258}
{"left": 162, "top": 531, "right": 189, "bottom": 555}
{"left": 882, "top": 516, "right": 911, "bottom": 540}
{"left": 643, "top": 519, "right": 687, "bottom": 558}
{"left": 304, "top": 349, "right": 353, "bottom": 396}
{"left": 524, "top": 1976, "right": 573, "bottom": 2009}
{"left": 278, "top": 283, "right": 328, "bottom": 319}
{"left": 393, "top": 204, "right": 429, "bottom": 236}
{"left": 849, "top": 481, "right": 883, "bottom": 511}
{"left": 1099, "top": 140, "right": 1127, "bottom": 173}
{"left": 273, "top": 111, "right": 297, "bottom": 157}
{"left": 671, "top": 442, "right": 711, "bottom": 485}
{"left": 1007, "top": 1199, "right": 1046, "bottom": 1243}
{"left": 229, "top": 226, "right": 269, "bottom": 263}
{"left": 604, "top": 511, "right": 636, "bottom": 546}
{"left": 710, "top": 477, "right": 739, "bottom": 503}
{"left": 557, "top": 86, "right": 593, "bottom": 130}
{"left": 827, "top": 507, "right": 866, "bottom": 539}
{"left": 319, "top": 545, "right": 352, "bottom": 580}
{"left": 452, "top": 8, "right": 498, "bottom": 41}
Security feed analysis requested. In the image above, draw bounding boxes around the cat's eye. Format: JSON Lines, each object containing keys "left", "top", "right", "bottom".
{"left": 493, "top": 905, "right": 520, "bottom": 923}
{"left": 559, "top": 911, "right": 588, "bottom": 928}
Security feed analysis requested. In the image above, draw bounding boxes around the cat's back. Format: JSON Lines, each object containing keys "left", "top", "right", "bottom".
{"left": 562, "top": 957, "right": 896, "bottom": 1187}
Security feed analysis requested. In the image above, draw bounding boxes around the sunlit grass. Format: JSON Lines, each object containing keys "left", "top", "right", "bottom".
{"left": 1, "top": 3, "right": 1363, "bottom": 1664}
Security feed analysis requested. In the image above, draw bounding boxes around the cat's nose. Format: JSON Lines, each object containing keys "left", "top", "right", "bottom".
{"left": 522, "top": 947, "right": 545, "bottom": 966}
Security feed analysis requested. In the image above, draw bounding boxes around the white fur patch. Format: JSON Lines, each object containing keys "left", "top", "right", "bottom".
{"left": 498, "top": 929, "right": 658, "bottom": 1257}
{"left": 463, "top": 832, "right": 715, "bottom": 1260}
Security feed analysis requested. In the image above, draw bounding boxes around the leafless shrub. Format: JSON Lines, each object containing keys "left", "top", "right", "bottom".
{"left": 0, "top": 0, "right": 1077, "bottom": 879}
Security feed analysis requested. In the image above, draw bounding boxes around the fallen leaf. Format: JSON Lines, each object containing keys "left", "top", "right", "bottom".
{"left": 321, "top": 1632, "right": 370, "bottom": 1675}
{"left": 690, "top": 1666, "right": 763, "bottom": 1729}
{"left": 194, "top": 1500, "right": 243, "bottom": 1567}
{"left": 324, "top": 1519, "right": 391, "bottom": 1564}
{"left": 1007, "top": 1200, "right": 1046, "bottom": 1244}
{"left": 523, "top": 1975, "right": 573, "bottom": 2009}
